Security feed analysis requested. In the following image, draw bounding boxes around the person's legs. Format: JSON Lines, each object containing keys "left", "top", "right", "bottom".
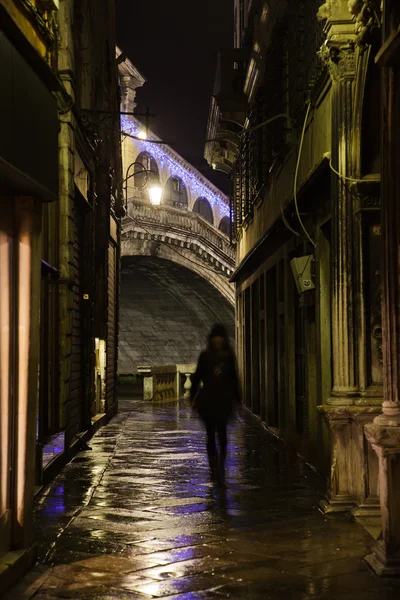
{"left": 204, "top": 418, "right": 217, "bottom": 466}
{"left": 216, "top": 419, "right": 228, "bottom": 467}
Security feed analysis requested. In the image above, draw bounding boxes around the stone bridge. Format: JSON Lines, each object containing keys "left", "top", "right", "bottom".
{"left": 120, "top": 114, "right": 235, "bottom": 305}
{"left": 122, "top": 196, "right": 235, "bottom": 304}
{"left": 117, "top": 57, "right": 235, "bottom": 373}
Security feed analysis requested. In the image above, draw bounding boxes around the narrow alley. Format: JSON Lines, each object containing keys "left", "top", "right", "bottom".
{"left": 7, "top": 394, "right": 400, "bottom": 600}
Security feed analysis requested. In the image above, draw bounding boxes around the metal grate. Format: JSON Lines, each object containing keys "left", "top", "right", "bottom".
{"left": 234, "top": 1, "right": 326, "bottom": 231}
{"left": 286, "top": 0, "right": 326, "bottom": 122}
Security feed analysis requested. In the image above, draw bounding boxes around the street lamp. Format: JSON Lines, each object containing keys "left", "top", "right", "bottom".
{"left": 123, "top": 161, "right": 162, "bottom": 210}
{"left": 148, "top": 184, "right": 162, "bottom": 206}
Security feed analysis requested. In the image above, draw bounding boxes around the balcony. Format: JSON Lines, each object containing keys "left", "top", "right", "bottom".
{"left": 204, "top": 48, "right": 249, "bottom": 174}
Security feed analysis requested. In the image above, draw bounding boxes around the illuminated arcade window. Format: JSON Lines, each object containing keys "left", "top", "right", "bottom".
{"left": 165, "top": 177, "right": 188, "bottom": 209}
{"left": 219, "top": 216, "right": 230, "bottom": 236}
{"left": 193, "top": 197, "right": 214, "bottom": 225}
{"left": 134, "top": 152, "right": 160, "bottom": 189}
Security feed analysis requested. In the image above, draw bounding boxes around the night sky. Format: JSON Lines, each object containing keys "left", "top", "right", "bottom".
{"left": 116, "top": 0, "right": 233, "bottom": 192}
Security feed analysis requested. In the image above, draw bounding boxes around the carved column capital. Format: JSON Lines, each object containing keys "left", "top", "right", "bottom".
{"left": 319, "top": 41, "right": 356, "bottom": 82}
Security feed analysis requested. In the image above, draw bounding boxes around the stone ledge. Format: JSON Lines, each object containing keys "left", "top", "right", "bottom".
{"left": 319, "top": 404, "right": 382, "bottom": 417}
{"left": 0, "top": 546, "right": 37, "bottom": 597}
{"left": 41, "top": 401, "right": 117, "bottom": 486}
{"left": 365, "top": 423, "right": 400, "bottom": 448}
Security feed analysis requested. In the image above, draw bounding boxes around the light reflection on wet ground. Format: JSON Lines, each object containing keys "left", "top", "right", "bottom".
{"left": 6, "top": 396, "right": 400, "bottom": 599}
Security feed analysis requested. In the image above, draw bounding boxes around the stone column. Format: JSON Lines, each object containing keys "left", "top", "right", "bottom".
{"left": 364, "top": 0, "right": 400, "bottom": 575}
{"left": 318, "top": 4, "right": 359, "bottom": 511}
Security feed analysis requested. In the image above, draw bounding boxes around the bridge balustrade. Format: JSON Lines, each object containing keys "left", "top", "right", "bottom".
{"left": 126, "top": 198, "right": 234, "bottom": 262}
{"left": 137, "top": 364, "right": 196, "bottom": 401}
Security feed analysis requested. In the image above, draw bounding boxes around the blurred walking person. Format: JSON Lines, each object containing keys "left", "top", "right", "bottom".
{"left": 191, "top": 324, "right": 240, "bottom": 479}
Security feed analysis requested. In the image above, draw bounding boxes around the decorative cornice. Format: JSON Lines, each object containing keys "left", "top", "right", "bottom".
{"left": 317, "top": 1, "right": 332, "bottom": 23}
{"left": 348, "top": 0, "right": 382, "bottom": 47}
{"left": 116, "top": 46, "right": 146, "bottom": 85}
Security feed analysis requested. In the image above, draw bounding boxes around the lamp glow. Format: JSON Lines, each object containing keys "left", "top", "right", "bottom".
{"left": 137, "top": 130, "right": 147, "bottom": 140}
{"left": 148, "top": 184, "right": 162, "bottom": 206}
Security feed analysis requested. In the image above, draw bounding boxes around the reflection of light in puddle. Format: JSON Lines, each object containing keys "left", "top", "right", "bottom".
{"left": 139, "top": 582, "right": 162, "bottom": 596}
{"left": 89, "top": 530, "right": 109, "bottom": 538}
{"left": 170, "top": 547, "right": 196, "bottom": 561}
{"left": 42, "top": 491, "right": 66, "bottom": 516}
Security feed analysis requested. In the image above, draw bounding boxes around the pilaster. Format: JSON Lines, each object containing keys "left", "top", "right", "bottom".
{"left": 364, "top": 0, "right": 400, "bottom": 576}
{"left": 365, "top": 425, "right": 400, "bottom": 575}
{"left": 318, "top": 4, "right": 361, "bottom": 511}
{"left": 320, "top": 21, "right": 358, "bottom": 405}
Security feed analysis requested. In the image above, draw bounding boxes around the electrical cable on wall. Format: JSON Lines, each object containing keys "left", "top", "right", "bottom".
{"left": 280, "top": 204, "right": 300, "bottom": 237}
{"left": 293, "top": 101, "right": 316, "bottom": 248}
{"left": 327, "top": 155, "right": 366, "bottom": 184}
{"left": 122, "top": 114, "right": 293, "bottom": 148}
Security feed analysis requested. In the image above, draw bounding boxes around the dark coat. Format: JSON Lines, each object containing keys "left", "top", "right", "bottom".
{"left": 191, "top": 349, "right": 241, "bottom": 421}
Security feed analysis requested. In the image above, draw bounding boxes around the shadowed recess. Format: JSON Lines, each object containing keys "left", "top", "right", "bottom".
{"left": 119, "top": 256, "right": 234, "bottom": 373}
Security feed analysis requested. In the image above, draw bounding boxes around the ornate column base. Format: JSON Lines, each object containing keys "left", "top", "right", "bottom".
{"left": 351, "top": 498, "right": 380, "bottom": 518}
{"left": 364, "top": 423, "right": 400, "bottom": 576}
{"left": 320, "top": 495, "right": 355, "bottom": 514}
{"left": 350, "top": 411, "right": 381, "bottom": 518}
{"left": 319, "top": 407, "right": 355, "bottom": 513}
{"left": 365, "top": 544, "right": 400, "bottom": 577}
{"left": 319, "top": 405, "right": 381, "bottom": 514}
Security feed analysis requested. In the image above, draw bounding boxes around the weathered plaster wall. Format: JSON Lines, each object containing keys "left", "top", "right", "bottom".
{"left": 119, "top": 256, "right": 235, "bottom": 373}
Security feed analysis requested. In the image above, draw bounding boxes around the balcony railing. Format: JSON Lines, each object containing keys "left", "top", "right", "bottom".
{"left": 233, "top": 0, "right": 327, "bottom": 235}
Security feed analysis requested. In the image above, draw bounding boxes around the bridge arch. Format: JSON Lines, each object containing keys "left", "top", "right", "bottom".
{"left": 193, "top": 197, "right": 214, "bottom": 225}
{"left": 121, "top": 228, "right": 234, "bottom": 305}
{"left": 219, "top": 216, "right": 230, "bottom": 236}
{"left": 119, "top": 255, "right": 235, "bottom": 374}
{"left": 164, "top": 176, "right": 188, "bottom": 209}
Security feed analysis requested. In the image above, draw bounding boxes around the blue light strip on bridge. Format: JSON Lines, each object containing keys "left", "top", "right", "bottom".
{"left": 121, "top": 116, "right": 230, "bottom": 218}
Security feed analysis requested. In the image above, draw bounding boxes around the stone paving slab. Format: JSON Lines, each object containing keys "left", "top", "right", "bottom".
{"left": 4, "top": 397, "right": 400, "bottom": 599}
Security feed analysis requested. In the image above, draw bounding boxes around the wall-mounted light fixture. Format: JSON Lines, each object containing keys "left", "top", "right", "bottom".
{"left": 123, "top": 161, "right": 161, "bottom": 211}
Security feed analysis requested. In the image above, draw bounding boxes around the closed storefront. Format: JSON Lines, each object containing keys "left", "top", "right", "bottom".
{"left": 0, "top": 21, "right": 58, "bottom": 562}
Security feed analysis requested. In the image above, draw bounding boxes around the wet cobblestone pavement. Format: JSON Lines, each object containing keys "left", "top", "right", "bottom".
{"left": 7, "top": 396, "right": 400, "bottom": 599}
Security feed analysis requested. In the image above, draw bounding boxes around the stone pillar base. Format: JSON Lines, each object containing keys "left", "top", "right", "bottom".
{"left": 319, "top": 405, "right": 380, "bottom": 514}
{"left": 365, "top": 543, "right": 400, "bottom": 577}
{"left": 319, "top": 496, "right": 355, "bottom": 514}
{"left": 364, "top": 422, "right": 400, "bottom": 576}
{"left": 351, "top": 497, "right": 380, "bottom": 518}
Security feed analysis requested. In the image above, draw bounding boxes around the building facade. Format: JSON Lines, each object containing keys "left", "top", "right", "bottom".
{"left": 0, "top": 0, "right": 122, "bottom": 589}
{"left": 206, "top": 0, "right": 383, "bottom": 533}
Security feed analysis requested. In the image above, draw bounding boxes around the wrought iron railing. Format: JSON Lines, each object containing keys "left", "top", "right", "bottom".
{"left": 233, "top": 1, "right": 327, "bottom": 236}
{"left": 286, "top": 0, "right": 326, "bottom": 121}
